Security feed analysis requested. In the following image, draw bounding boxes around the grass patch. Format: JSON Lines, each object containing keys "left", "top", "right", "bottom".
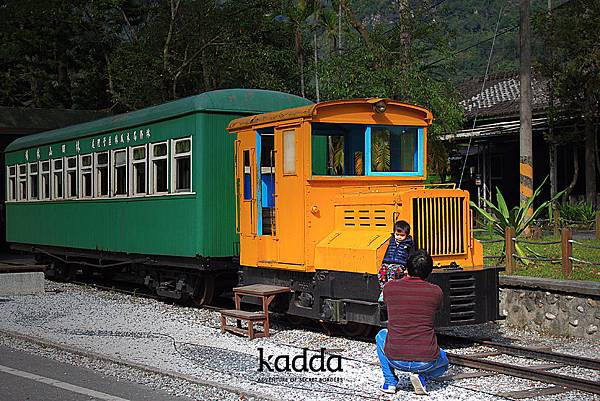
{"left": 477, "top": 233, "right": 600, "bottom": 282}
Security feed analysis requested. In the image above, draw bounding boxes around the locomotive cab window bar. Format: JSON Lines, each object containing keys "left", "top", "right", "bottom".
{"left": 5, "top": 91, "right": 501, "bottom": 330}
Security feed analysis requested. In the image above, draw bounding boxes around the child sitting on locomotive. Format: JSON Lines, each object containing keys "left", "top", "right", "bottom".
{"left": 378, "top": 220, "right": 414, "bottom": 302}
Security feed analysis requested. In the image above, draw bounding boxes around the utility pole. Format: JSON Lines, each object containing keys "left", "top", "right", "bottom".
{"left": 520, "top": 0, "right": 533, "bottom": 223}
{"left": 547, "top": 0, "right": 557, "bottom": 199}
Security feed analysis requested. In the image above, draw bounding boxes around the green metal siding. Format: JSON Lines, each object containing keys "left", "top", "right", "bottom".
{"left": 196, "top": 112, "right": 239, "bottom": 257}
{"left": 6, "top": 89, "right": 312, "bottom": 259}
{"left": 7, "top": 196, "right": 198, "bottom": 256}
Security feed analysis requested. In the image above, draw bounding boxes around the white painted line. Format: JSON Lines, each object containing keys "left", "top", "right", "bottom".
{"left": 0, "top": 363, "right": 131, "bottom": 401}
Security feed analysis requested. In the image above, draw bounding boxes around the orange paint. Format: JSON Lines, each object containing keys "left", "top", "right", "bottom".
{"left": 228, "top": 99, "right": 484, "bottom": 275}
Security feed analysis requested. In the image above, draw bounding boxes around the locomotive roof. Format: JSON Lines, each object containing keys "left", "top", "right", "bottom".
{"left": 226, "top": 98, "right": 433, "bottom": 131}
{"left": 6, "top": 89, "right": 312, "bottom": 152}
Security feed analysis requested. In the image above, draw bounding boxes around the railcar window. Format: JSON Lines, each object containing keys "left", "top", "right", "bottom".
{"left": 283, "top": 130, "right": 296, "bottom": 175}
{"left": 113, "top": 150, "right": 127, "bottom": 196}
{"left": 7, "top": 166, "right": 16, "bottom": 201}
{"left": 53, "top": 159, "right": 63, "bottom": 199}
{"left": 41, "top": 161, "right": 50, "bottom": 200}
{"left": 311, "top": 123, "right": 364, "bottom": 176}
{"left": 80, "top": 155, "right": 93, "bottom": 198}
{"left": 370, "top": 127, "right": 418, "bottom": 173}
{"left": 66, "top": 157, "right": 78, "bottom": 198}
{"left": 151, "top": 142, "right": 168, "bottom": 194}
{"left": 173, "top": 138, "right": 191, "bottom": 192}
{"left": 29, "top": 163, "right": 39, "bottom": 200}
{"left": 95, "top": 152, "right": 109, "bottom": 197}
{"left": 243, "top": 150, "right": 251, "bottom": 200}
{"left": 132, "top": 146, "right": 147, "bottom": 195}
{"left": 311, "top": 123, "right": 421, "bottom": 176}
{"left": 18, "top": 164, "right": 27, "bottom": 201}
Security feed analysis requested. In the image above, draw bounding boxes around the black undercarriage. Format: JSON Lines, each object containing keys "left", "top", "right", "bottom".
{"left": 13, "top": 243, "right": 502, "bottom": 329}
{"left": 239, "top": 265, "right": 503, "bottom": 328}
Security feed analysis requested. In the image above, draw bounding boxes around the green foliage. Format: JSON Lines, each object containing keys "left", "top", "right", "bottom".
{"left": 480, "top": 233, "right": 600, "bottom": 282}
{"left": 558, "top": 201, "right": 597, "bottom": 227}
{"left": 534, "top": 1, "right": 600, "bottom": 123}
{"left": 470, "top": 177, "right": 564, "bottom": 238}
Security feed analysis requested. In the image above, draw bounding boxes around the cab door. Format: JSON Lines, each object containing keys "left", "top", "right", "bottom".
{"left": 274, "top": 125, "right": 305, "bottom": 266}
{"left": 236, "top": 133, "right": 258, "bottom": 266}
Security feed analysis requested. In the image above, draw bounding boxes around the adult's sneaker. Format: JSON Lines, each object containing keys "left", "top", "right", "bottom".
{"left": 379, "top": 383, "right": 397, "bottom": 394}
{"left": 409, "top": 373, "right": 428, "bottom": 395}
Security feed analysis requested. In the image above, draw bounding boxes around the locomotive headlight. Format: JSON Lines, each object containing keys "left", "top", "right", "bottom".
{"left": 373, "top": 100, "right": 387, "bottom": 113}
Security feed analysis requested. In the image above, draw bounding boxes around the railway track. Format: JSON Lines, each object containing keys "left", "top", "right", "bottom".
{"left": 65, "top": 280, "right": 600, "bottom": 398}
{"left": 440, "top": 335, "right": 600, "bottom": 398}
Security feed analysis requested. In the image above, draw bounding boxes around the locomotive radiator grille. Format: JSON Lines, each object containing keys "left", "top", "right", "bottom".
{"left": 412, "top": 196, "right": 466, "bottom": 256}
{"left": 448, "top": 274, "right": 477, "bottom": 323}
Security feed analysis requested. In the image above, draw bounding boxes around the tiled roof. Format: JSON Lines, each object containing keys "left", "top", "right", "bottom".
{"left": 458, "top": 72, "right": 549, "bottom": 119}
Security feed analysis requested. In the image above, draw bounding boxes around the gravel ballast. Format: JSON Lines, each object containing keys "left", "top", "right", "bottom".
{"left": 0, "top": 280, "right": 598, "bottom": 401}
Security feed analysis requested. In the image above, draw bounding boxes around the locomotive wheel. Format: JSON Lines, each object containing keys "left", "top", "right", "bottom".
{"left": 286, "top": 314, "right": 310, "bottom": 328}
{"left": 191, "top": 276, "right": 215, "bottom": 306}
{"left": 53, "top": 262, "right": 72, "bottom": 282}
{"left": 338, "top": 322, "right": 374, "bottom": 338}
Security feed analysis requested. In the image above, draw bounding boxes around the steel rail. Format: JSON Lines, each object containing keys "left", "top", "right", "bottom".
{"left": 447, "top": 352, "right": 600, "bottom": 395}
{"left": 476, "top": 340, "right": 600, "bottom": 370}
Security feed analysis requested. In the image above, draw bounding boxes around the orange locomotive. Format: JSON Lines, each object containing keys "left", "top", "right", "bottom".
{"left": 227, "top": 98, "right": 500, "bottom": 333}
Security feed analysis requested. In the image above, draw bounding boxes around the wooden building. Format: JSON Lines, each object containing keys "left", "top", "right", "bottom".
{"left": 445, "top": 72, "right": 596, "bottom": 210}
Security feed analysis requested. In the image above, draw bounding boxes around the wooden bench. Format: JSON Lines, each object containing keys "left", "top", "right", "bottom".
{"left": 220, "top": 309, "right": 267, "bottom": 340}
{"left": 219, "top": 284, "right": 290, "bottom": 339}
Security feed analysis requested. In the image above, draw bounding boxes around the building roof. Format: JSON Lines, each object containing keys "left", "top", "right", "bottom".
{"left": 6, "top": 89, "right": 312, "bottom": 152}
{"left": 458, "top": 71, "right": 549, "bottom": 119}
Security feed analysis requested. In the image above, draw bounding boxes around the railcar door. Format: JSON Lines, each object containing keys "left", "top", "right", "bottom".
{"left": 236, "top": 133, "right": 258, "bottom": 265}
{"left": 274, "top": 125, "right": 305, "bottom": 266}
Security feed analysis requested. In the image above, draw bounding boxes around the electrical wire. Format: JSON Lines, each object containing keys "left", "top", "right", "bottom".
{"left": 458, "top": 5, "right": 504, "bottom": 189}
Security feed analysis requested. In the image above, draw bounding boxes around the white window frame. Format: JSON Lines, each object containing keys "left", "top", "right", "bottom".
{"left": 52, "top": 158, "right": 64, "bottom": 200}
{"left": 112, "top": 148, "right": 128, "bottom": 197}
{"left": 28, "top": 162, "right": 39, "bottom": 200}
{"left": 95, "top": 151, "right": 110, "bottom": 198}
{"left": 79, "top": 154, "right": 93, "bottom": 199}
{"left": 130, "top": 145, "right": 148, "bottom": 196}
{"left": 40, "top": 160, "right": 51, "bottom": 201}
{"left": 7, "top": 165, "right": 17, "bottom": 202}
{"left": 18, "top": 164, "right": 27, "bottom": 201}
{"left": 65, "top": 156, "right": 78, "bottom": 199}
{"left": 150, "top": 141, "right": 169, "bottom": 195}
{"left": 171, "top": 137, "right": 192, "bottom": 193}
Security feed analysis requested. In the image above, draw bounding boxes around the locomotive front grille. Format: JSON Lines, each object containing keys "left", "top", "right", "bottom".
{"left": 448, "top": 274, "right": 476, "bottom": 323}
{"left": 412, "top": 196, "right": 466, "bottom": 256}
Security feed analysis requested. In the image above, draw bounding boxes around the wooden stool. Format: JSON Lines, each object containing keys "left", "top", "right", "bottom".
{"left": 220, "top": 309, "right": 267, "bottom": 340}
{"left": 219, "top": 284, "right": 290, "bottom": 340}
{"left": 233, "top": 284, "right": 291, "bottom": 338}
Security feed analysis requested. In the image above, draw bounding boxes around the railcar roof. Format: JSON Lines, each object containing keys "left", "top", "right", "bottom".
{"left": 6, "top": 89, "right": 312, "bottom": 152}
{"left": 226, "top": 98, "right": 433, "bottom": 131}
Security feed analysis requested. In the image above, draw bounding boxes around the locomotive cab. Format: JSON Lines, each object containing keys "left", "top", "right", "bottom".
{"left": 227, "top": 98, "right": 501, "bottom": 329}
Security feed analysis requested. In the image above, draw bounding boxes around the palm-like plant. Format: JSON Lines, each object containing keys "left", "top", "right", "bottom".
{"left": 471, "top": 177, "right": 563, "bottom": 237}
{"left": 470, "top": 177, "right": 564, "bottom": 260}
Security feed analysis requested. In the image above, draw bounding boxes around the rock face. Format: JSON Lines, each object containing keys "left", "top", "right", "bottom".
{"left": 499, "top": 276, "right": 600, "bottom": 339}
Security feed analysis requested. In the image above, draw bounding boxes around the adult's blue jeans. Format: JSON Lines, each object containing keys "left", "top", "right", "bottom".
{"left": 376, "top": 328, "right": 449, "bottom": 386}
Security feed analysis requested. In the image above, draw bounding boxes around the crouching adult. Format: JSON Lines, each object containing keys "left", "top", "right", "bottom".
{"left": 375, "top": 249, "right": 448, "bottom": 395}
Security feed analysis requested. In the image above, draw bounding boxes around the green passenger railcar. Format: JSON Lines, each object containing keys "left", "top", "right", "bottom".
{"left": 5, "top": 89, "right": 312, "bottom": 303}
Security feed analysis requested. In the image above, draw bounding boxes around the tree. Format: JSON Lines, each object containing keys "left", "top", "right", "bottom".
{"left": 534, "top": 1, "right": 600, "bottom": 205}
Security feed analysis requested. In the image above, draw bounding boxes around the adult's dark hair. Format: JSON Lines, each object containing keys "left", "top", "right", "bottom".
{"left": 406, "top": 249, "right": 433, "bottom": 279}
{"left": 394, "top": 220, "right": 410, "bottom": 235}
